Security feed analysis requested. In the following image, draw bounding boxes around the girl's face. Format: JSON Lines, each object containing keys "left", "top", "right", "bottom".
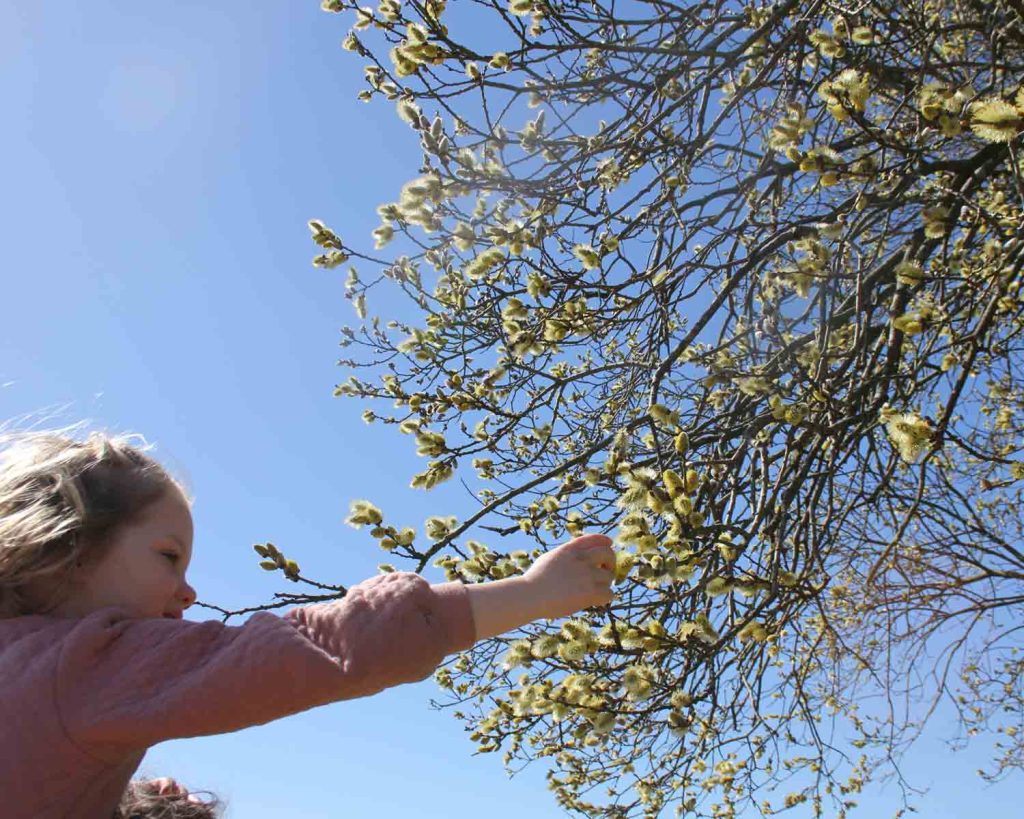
{"left": 47, "top": 487, "right": 198, "bottom": 621}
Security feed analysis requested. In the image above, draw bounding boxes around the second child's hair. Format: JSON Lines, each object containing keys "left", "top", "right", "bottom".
{"left": 0, "top": 422, "right": 188, "bottom": 619}
{"left": 114, "top": 779, "right": 224, "bottom": 819}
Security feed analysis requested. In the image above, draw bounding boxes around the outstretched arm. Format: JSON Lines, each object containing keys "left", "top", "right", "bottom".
{"left": 465, "top": 533, "right": 615, "bottom": 641}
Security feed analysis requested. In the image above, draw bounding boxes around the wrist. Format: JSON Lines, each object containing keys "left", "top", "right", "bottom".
{"left": 464, "top": 574, "right": 546, "bottom": 642}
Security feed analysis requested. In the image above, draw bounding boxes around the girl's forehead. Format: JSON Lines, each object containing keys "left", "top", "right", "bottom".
{"left": 145, "top": 489, "right": 195, "bottom": 538}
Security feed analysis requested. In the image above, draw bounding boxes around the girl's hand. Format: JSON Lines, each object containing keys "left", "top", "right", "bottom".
{"left": 521, "top": 533, "right": 616, "bottom": 621}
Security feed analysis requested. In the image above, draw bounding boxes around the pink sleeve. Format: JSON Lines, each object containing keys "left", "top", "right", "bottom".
{"left": 56, "top": 573, "right": 476, "bottom": 762}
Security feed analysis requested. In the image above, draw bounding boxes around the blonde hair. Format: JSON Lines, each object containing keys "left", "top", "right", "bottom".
{"left": 0, "top": 426, "right": 223, "bottom": 814}
{"left": 114, "top": 779, "right": 223, "bottom": 819}
{"left": 0, "top": 422, "right": 189, "bottom": 618}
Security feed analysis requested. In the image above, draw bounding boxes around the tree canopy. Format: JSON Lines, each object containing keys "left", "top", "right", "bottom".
{"left": 234, "top": 2, "right": 1024, "bottom": 817}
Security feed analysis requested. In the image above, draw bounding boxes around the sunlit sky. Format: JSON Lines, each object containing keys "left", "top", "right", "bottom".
{"left": 1, "top": 2, "right": 1018, "bottom": 816}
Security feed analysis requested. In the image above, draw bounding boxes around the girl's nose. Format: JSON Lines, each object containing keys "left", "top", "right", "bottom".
{"left": 179, "top": 581, "right": 197, "bottom": 609}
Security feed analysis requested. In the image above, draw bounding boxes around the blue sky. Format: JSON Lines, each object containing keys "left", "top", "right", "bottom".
{"left": 0, "top": 2, "right": 1018, "bottom": 816}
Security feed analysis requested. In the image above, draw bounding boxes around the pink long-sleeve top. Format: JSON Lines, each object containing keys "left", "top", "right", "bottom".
{"left": 0, "top": 572, "right": 476, "bottom": 819}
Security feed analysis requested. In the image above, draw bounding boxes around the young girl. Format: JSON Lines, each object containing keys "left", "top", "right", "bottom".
{"left": 0, "top": 426, "right": 616, "bottom": 819}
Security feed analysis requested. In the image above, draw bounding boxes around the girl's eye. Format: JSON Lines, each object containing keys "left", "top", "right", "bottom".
{"left": 162, "top": 552, "right": 179, "bottom": 563}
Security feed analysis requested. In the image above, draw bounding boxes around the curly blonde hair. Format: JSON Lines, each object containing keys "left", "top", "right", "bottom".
{"left": 113, "top": 779, "right": 224, "bottom": 819}
{"left": 0, "top": 422, "right": 190, "bottom": 618}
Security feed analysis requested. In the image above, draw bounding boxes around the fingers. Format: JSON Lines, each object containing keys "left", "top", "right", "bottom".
{"left": 567, "top": 533, "right": 613, "bottom": 551}
{"left": 590, "top": 577, "right": 614, "bottom": 607}
{"left": 531, "top": 533, "right": 617, "bottom": 614}
{"left": 590, "top": 561, "right": 615, "bottom": 605}
{"left": 565, "top": 533, "right": 615, "bottom": 569}
{"left": 589, "top": 543, "right": 616, "bottom": 571}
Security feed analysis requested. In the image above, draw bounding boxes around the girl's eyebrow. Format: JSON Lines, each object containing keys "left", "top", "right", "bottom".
{"left": 167, "top": 535, "right": 190, "bottom": 558}
{"left": 169, "top": 534, "right": 192, "bottom": 564}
